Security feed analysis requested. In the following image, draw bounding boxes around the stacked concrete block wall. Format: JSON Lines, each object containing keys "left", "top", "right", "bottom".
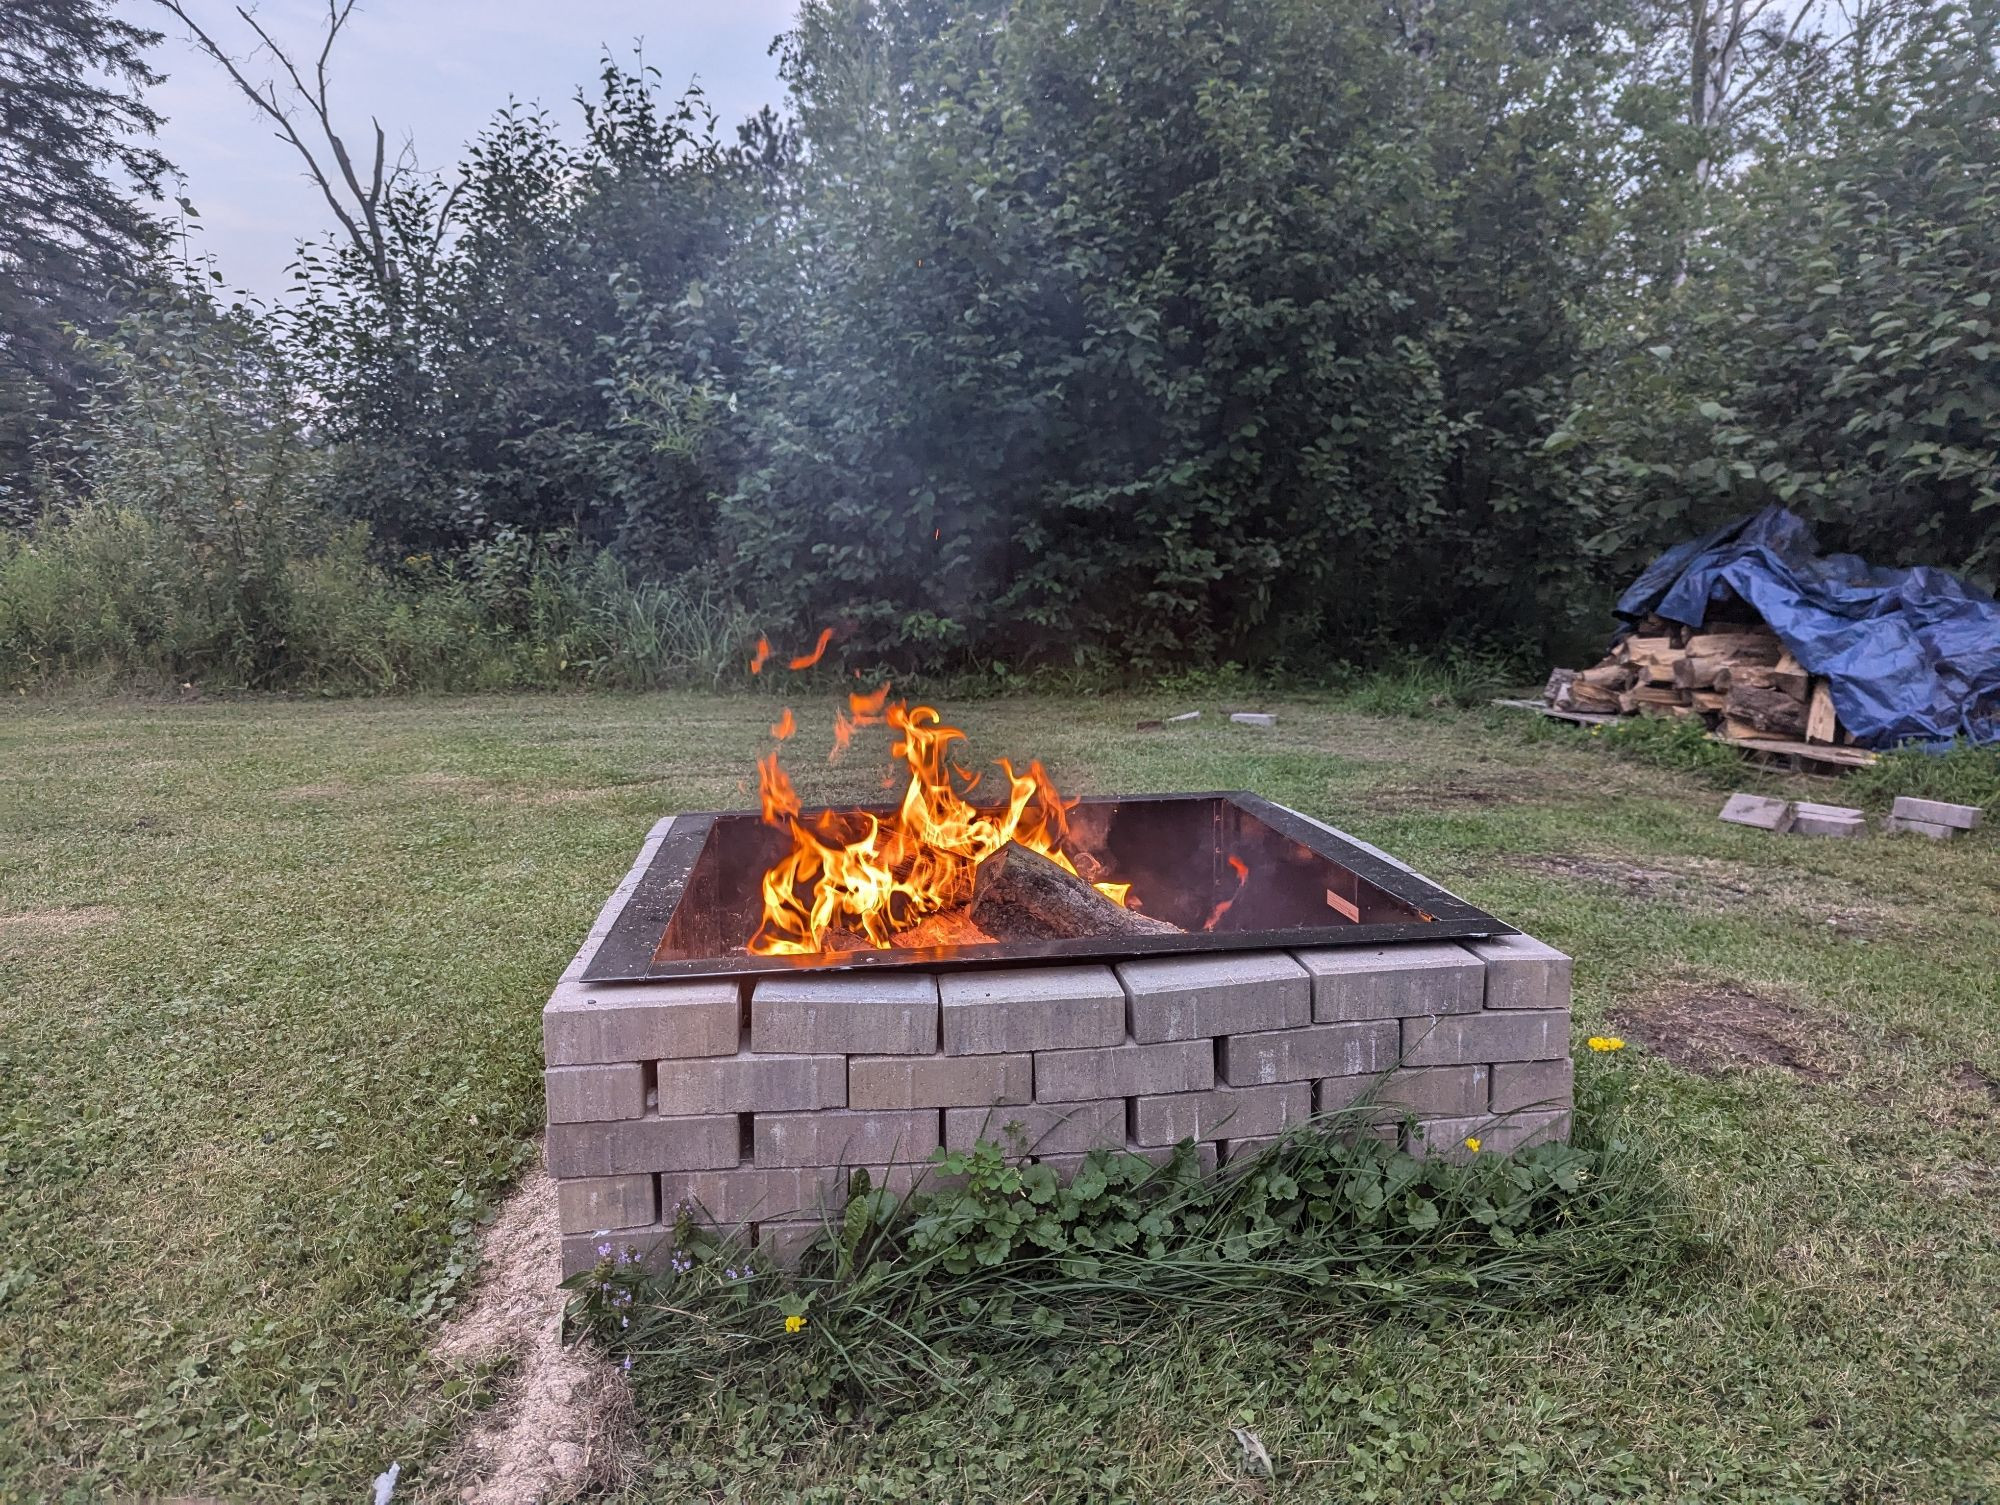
{"left": 545, "top": 823, "right": 1577, "bottom": 1277}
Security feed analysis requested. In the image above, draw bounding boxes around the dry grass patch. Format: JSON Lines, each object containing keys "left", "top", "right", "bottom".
{"left": 1508, "top": 852, "right": 1907, "bottom": 938}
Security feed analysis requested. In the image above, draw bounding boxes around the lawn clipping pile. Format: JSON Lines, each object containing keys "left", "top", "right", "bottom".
{"left": 2, "top": 692, "right": 1996, "bottom": 1502}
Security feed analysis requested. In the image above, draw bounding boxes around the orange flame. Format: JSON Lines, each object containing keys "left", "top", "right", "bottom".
{"left": 771, "top": 707, "right": 796, "bottom": 741}
{"left": 1202, "top": 854, "right": 1250, "bottom": 931}
{"left": 788, "top": 627, "right": 835, "bottom": 671}
{"left": 748, "top": 697, "right": 1130, "bottom": 954}
{"left": 749, "top": 637, "right": 772, "bottom": 675}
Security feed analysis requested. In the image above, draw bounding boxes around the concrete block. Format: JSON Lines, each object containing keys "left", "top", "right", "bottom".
{"left": 1885, "top": 815, "right": 1957, "bottom": 840}
{"left": 1402, "top": 1009, "right": 1568, "bottom": 1066}
{"left": 1462, "top": 934, "right": 1573, "bottom": 1012}
{"left": 1115, "top": 952, "right": 1309, "bottom": 1042}
{"left": 560, "top": 1224, "right": 675, "bottom": 1280}
{"left": 1790, "top": 801, "right": 1864, "bottom": 838}
{"left": 849, "top": 1052, "right": 1031, "bottom": 1109}
{"left": 544, "top": 977, "right": 739, "bottom": 1066}
{"left": 1219, "top": 1020, "right": 1398, "bottom": 1085}
{"left": 1295, "top": 943, "right": 1484, "bottom": 1021}
{"left": 753, "top": 1108, "right": 940, "bottom": 1167}
{"left": 1130, "top": 1082, "right": 1311, "bottom": 1146}
{"left": 1407, "top": 1108, "right": 1570, "bottom": 1162}
{"left": 1489, "top": 1059, "right": 1574, "bottom": 1114}
{"left": 754, "top": 1219, "right": 826, "bottom": 1267}
{"left": 544, "top": 1063, "right": 646, "bottom": 1124}
{"left": 1891, "top": 796, "right": 1981, "bottom": 831}
{"left": 556, "top": 1173, "right": 657, "bottom": 1234}
{"left": 660, "top": 1162, "right": 924, "bottom": 1227}
{"left": 1218, "top": 1134, "right": 1283, "bottom": 1164}
{"left": 750, "top": 973, "right": 938, "bottom": 1055}
{"left": 940, "top": 966, "right": 1126, "bottom": 1054}
{"left": 1318, "top": 1064, "right": 1489, "bottom": 1119}
{"left": 944, "top": 1098, "right": 1125, "bottom": 1156}
{"left": 1033, "top": 1038, "right": 1213, "bottom": 1102}
{"left": 655, "top": 1052, "right": 845, "bottom": 1116}
{"left": 1719, "top": 793, "right": 1794, "bottom": 831}
{"left": 545, "top": 1114, "right": 740, "bottom": 1178}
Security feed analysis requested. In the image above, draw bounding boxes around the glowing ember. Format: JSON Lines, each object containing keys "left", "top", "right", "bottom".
{"left": 748, "top": 691, "right": 1132, "bottom": 955}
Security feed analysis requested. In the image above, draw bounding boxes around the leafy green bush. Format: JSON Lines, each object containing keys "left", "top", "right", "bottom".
{"left": 567, "top": 1080, "right": 1675, "bottom": 1411}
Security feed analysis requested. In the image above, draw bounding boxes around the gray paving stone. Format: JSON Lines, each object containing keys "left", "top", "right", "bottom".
{"left": 1489, "top": 1059, "right": 1574, "bottom": 1114}
{"left": 545, "top": 1114, "right": 740, "bottom": 1178}
{"left": 1401, "top": 1009, "right": 1568, "bottom": 1066}
{"left": 1033, "top": 1038, "right": 1213, "bottom": 1102}
{"left": 750, "top": 973, "right": 938, "bottom": 1055}
{"left": 1406, "top": 1108, "right": 1570, "bottom": 1161}
{"left": 1462, "top": 933, "right": 1573, "bottom": 1012}
{"left": 544, "top": 977, "right": 740, "bottom": 1066}
{"left": 1890, "top": 796, "right": 1981, "bottom": 830}
{"left": 1219, "top": 1020, "right": 1398, "bottom": 1085}
{"left": 848, "top": 1052, "right": 1032, "bottom": 1109}
{"left": 1318, "top": 1064, "right": 1489, "bottom": 1118}
{"left": 1294, "top": 943, "right": 1485, "bottom": 1021}
{"left": 940, "top": 966, "right": 1126, "bottom": 1054}
{"left": 943, "top": 1098, "right": 1125, "bottom": 1156}
{"left": 1115, "top": 952, "right": 1309, "bottom": 1042}
{"left": 556, "top": 1173, "right": 657, "bottom": 1234}
{"left": 1129, "top": 1082, "right": 1312, "bottom": 1145}
{"left": 752, "top": 1108, "right": 940, "bottom": 1167}
{"left": 544, "top": 1062, "right": 646, "bottom": 1124}
{"left": 655, "top": 1052, "right": 845, "bottom": 1116}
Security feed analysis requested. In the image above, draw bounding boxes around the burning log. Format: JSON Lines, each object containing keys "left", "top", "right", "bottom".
{"left": 970, "top": 841, "right": 1182, "bottom": 941}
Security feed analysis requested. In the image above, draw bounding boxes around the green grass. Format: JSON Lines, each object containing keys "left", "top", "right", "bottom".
{"left": 1, "top": 692, "right": 1996, "bottom": 1501}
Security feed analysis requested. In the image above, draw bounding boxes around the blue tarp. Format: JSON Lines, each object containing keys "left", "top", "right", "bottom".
{"left": 1614, "top": 507, "right": 2000, "bottom": 749}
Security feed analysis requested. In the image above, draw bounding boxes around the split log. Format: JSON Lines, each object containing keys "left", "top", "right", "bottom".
{"left": 1578, "top": 662, "right": 1636, "bottom": 691}
{"left": 1543, "top": 668, "right": 1578, "bottom": 709}
{"left": 1805, "top": 679, "right": 1839, "bottom": 743}
{"left": 1672, "top": 656, "right": 1729, "bottom": 690}
{"left": 1723, "top": 684, "right": 1808, "bottom": 739}
{"left": 1721, "top": 664, "right": 1809, "bottom": 700}
{"left": 1687, "top": 631, "right": 1781, "bottom": 666}
{"left": 970, "top": 842, "right": 1181, "bottom": 941}
{"left": 1567, "top": 680, "right": 1623, "bottom": 712}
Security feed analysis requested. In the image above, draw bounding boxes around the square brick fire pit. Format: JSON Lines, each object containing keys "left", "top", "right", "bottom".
{"left": 546, "top": 802, "right": 1573, "bottom": 1275}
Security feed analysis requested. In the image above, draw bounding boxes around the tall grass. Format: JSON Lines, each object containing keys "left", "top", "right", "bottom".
{"left": 0, "top": 508, "right": 755, "bottom": 694}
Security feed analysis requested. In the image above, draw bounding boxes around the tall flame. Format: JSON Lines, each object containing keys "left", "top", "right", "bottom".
{"left": 749, "top": 696, "right": 1127, "bottom": 954}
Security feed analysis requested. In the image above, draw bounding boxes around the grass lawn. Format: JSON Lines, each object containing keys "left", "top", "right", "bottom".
{"left": 1, "top": 690, "right": 1995, "bottom": 1502}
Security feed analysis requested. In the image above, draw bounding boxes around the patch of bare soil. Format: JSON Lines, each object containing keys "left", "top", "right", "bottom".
{"left": 428, "top": 1150, "right": 633, "bottom": 1505}
{"left": 1508, "top": 852, "right": 1902, "bottom": 938}
{"left": 1610, "top": 981, "right": 1844, "bottom": 1081}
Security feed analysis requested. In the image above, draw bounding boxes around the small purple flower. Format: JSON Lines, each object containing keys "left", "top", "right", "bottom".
{"left": 620, "top": 1356, "right": 633, "bottom": 1373}
{"left": 620, "top": 1315, "right": 629, "bottom": 1329}
{"left": 725, "top": 1267, "right": 739, "bottom": 1280}
{"left": 595, "top": 1241, "right": 613, "bottom": 1259}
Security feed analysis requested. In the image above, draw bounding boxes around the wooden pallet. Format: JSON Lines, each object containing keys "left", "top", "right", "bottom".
{"left": 1492, "top": 698, "right": 1621, "bottom": 727}
{"left": 1710, "top": 733, "right": 1877, "bottom": 771}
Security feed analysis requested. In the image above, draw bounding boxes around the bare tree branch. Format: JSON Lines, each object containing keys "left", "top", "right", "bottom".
{"left": 149, "top": 0, "right": 397, "bottom": 295}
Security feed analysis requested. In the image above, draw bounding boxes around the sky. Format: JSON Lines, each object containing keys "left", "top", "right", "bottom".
{"left": 125, "top": 0, "right": 798, "bottom": 304}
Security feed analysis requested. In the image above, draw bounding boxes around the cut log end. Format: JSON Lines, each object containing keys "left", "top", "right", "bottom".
{"left": 970, "top": 842, "right": 1182, "bottom": 940}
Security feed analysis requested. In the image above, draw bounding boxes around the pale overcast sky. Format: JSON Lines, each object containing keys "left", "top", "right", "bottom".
{"left": 126, "top": 0, "right": 798, "bottom": 303}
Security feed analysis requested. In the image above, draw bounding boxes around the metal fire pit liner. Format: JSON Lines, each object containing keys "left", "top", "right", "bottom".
{"left": 581, "top": 792, "right": 1516, "bottom": 984}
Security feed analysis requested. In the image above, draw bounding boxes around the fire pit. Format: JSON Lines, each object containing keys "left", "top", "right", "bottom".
{"left": 544, "top": 700, "right": 1573, "bottom": 1273}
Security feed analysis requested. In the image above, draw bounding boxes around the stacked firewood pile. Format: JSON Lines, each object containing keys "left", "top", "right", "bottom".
{"left": 1544, "top": 613, "right": 1845, "bottom": 745}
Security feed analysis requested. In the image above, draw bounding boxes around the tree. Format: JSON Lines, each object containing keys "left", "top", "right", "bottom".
{"left": 0, "top": 0, "right": 169, "bottom": 515}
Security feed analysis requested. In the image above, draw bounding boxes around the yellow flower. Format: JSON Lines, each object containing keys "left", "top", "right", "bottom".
{"left": 1586, "top": 1036, "right": 1626, "bottom": 1052}
{"left": 784, "top": 1314, "right": 807, "bottom": 1334}
{"left": 1463, "top": 1136, "right": 1482, "bottom": 1154}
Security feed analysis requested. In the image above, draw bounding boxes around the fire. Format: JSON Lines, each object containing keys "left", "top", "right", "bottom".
{"left": 788, "top": 627, "right": 835, "bottom": 671}
{"left": 748, "top": 695, "right": 1130, "bottom": 955}
{"left": 770, "top": 707, "right": 796, "bottom": 740}
{"left": 748, "top": 636, "right": 772, "bottom": 674}
{"left": 1202, "top": 854, "right": 1250, "bottom": 931}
